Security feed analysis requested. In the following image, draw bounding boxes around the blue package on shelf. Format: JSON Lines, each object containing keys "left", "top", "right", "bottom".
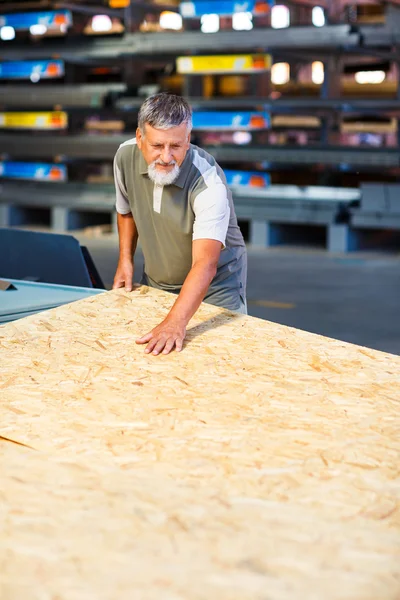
{"left": 225, "top": 170, "right": 271, "bottom": 187}
{"left": 180, "top": 1, "right": 274, "bottom": 17}
{"left": 192, "top": 111, "right": 270, "bottom": 130}
{"left": 0, "top": 162, "right": 67, "bottom": 182}
{"left": 0, "top": 60, "right": 64, "bottom": 80}
{"left": 0, "top": 10, "right": 72, "bottom": 30}
{"left": 0, "top": 279, "right": 103, "bottom": 325}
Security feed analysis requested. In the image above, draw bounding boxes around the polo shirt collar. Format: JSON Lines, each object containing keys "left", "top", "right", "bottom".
{"left": 137, "top": 146, "right": 193, "bottom": 189}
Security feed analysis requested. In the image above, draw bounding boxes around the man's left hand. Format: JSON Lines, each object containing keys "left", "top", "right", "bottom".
{"left": 136, "top": 317, "right": 187, "bottom": 355}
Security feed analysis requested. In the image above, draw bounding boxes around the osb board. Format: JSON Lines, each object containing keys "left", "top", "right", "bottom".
{"left": 0, "top": 287, "right": 399, "bottom": 600}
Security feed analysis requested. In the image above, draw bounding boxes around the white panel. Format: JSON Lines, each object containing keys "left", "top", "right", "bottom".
{"left": 153, "top": 184, "right": 163, "bottom": 214}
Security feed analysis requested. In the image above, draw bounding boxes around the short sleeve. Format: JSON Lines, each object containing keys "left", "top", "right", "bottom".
{"left": 113, "top": 153, "right": 131, "bottom": 215}
{"left": 192, "top": 183, "right": 230, "bottom": 246}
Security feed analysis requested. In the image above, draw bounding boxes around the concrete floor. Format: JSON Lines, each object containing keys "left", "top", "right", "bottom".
{"left": 77, "top": 233, "right": 400, "bottom": 356}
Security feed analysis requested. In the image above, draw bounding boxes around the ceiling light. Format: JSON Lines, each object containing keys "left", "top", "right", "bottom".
{"left": 91, "top": 15, "right": 113, "bottom": 33}
{"left": 0, "top": 26, "right": 15, "bottom": 41}
{"left": 233, "top": 131, "right": 252, "bottom": 145}
{"left": 355, "top": 70, "right": 386, "bottom": 84}
{"left": 271, "top": 62, "right": 290, "bottom": 85}
{"left": 271, "top": 5, "right": 290, "bottom": 29}
{"left": 232, "top": 12, "right": 253, "bottom": 31}
{"left": 312, "top": 61, "right": 324, "bottom": 84}
{"left": 312, "top": 7, "right": 325, "bottom": 27}
{"left": 160, "top": 11, "right": 183, "bottom": 30}
{"left": 30, "top": 24, "right": 47, "bottom": 36}
{"left": 200, "top": 14, "right": 220, "bottom": 33}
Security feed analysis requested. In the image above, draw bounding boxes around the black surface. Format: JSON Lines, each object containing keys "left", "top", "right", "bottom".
{"left": 0, "top": 228, "right": 101, "bottom": 288}
{"left": 80, "top": 245, "right": 105, "bottom": 289}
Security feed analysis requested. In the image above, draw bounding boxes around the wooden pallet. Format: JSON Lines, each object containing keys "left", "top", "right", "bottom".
{"left": 1, "top": 287, "right": 399, "bottom": 599}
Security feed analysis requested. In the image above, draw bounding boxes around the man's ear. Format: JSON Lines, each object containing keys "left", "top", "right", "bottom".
{"left": 136, "top": 127, "right": 142, "bottom": 149}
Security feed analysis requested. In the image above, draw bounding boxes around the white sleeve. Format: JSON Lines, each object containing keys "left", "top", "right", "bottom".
{"left": 113, "top": 155, "right": 131, "bottom": 215}
{"left": 192, "top": 184, "right": 230, "bottom": 246}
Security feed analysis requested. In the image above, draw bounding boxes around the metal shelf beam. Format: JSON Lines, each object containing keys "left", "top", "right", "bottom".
{"left": 0, "top": 25, "right": 359, "bottom": 62}
{"left": 118, "top": 97, "right": 400, "bottom": 115}
{"left": 0, "top": 84, "right": 127, "bottom": 109}
{"left": 0, "top": 180, "right": 359, "bottom": 211}
{"left": 0, "top": 134, "right": 397, "bottom": 167}
{"left": 204, "top": 145, "right": 400, "bottom": 168}
{"left": 0, "top": 134, "right": 124, "bottom": 160}
{"left": 0, "top": 181, "right": 115, "bottom": 211}
{"left": 0, "top": 89, "right": 398, "bottom": 116}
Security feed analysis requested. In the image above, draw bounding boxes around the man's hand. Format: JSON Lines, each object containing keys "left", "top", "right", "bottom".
{"left": 113, "top": 259, "right": 134, "bottom": 292}
{"left": 136, "top": 316, "right": 186, "bottom": 355}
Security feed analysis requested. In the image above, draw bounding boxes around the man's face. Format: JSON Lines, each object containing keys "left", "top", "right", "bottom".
{"left": 136, "top": 122, "right": 191, "bottom": 173}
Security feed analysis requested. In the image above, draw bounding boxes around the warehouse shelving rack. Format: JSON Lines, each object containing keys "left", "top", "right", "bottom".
{"left": 0, "top": 133, "right": 398, "bottom": 166}
{"left": 0, "top": 179, "right": 361, "bottom": 251}
{"left": 0, "top": 83, "right": 127, "bottom": 108}
{"left": 0, "top": 1, "right": 399, "bottom": 251}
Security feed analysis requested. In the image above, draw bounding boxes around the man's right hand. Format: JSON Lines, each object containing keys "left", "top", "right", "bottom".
{"left": 112, "top": 259, "right": 134, "bottom": 292}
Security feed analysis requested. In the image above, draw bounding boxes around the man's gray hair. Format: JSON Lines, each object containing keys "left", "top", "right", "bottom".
{"left": 138, "top": 93, "right": 192, "bottom": 135}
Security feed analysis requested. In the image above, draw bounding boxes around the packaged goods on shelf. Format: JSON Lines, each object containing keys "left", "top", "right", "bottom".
{"left": 0, "top": 60, "right": 64, "bottom": 80}
{"left": 271, "top": 115, "right": 321, "bottom": 129}
{"left": 0, "top": 112, "right": 68, "bottom": 130}
{"left": 0, "top": 161, "right": 67, "bottom": 182}
{"left": 177, "top": 54, "right": 271, "bottom": 74}
{"left": 224, "top": 170, "right": 270, "bottom": 187}
{"left": 180, "top": 1, "right": 273, "bottom": 17}
{"left": 0, "top": 10, "right": 72, "bottom": 31}
{"left": 192, "top": 111, "right": 270, "bottom": 130}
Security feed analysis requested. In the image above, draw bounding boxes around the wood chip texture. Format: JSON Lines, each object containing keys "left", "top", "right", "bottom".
{"left": 0, "top": 287, "right": 399, "bottom": 600}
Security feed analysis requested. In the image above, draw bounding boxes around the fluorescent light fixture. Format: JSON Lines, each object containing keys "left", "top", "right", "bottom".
{"left": 271, "top": 62, "right": 290, "bottom": 85}
{"left": 355, "top": 70, "right": 385, "bottom": 84}
{"left": 91, "top": 15, "right": 113, "bottom": 33}
{"left": 0, "top": 26, "right": 15, "bottom": 41}
{"left": 232, "top": 12, "right": 253, "bottom": 31}
{"left": 312, "top": 61, "right": 324, "bottom": 84}
{"left": 312, "top": 6, "right": 325, "bottom": 27}
{"left": 30, "top": 24, "right": 47, "bottom": 36}
{"left": 271, "top": 5, "right": 290, "bottom": 29}
{"left": 160, "top": 11, "right": 183, "bottom": 30}
{"left": 233, "top": 131, "right": 252, "bottom": 145}
{"left": 201, "top": 14, "right": 220, "bottom": 33}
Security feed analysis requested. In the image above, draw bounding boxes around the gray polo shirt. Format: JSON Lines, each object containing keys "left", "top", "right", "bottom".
{"left": 114, "top": 138, "right": 247, "bottom": 311}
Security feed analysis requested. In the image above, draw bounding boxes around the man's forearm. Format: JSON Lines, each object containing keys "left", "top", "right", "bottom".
{"left": 117, "top": 212, "right": 138, "bottom": 261}
{"left": 168, "top": 261, "right": 217, "bottom": 324}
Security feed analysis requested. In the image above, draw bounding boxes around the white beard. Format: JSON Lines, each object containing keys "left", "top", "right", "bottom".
{"left": 147, "top": 160, "right": 180, "bottom": 186}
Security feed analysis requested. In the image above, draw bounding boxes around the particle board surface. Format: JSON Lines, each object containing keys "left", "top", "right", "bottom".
{"left": 0, "top": 287, "right": 399, "bottom": 600}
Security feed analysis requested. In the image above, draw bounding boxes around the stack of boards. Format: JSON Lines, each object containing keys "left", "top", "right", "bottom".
{"left": 1, "top": 287, "right": 399, "bottom": 599}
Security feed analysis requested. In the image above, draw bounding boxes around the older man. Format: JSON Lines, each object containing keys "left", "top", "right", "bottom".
{"left": 113, "top": 93, "right": 247, "bottom": 355}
